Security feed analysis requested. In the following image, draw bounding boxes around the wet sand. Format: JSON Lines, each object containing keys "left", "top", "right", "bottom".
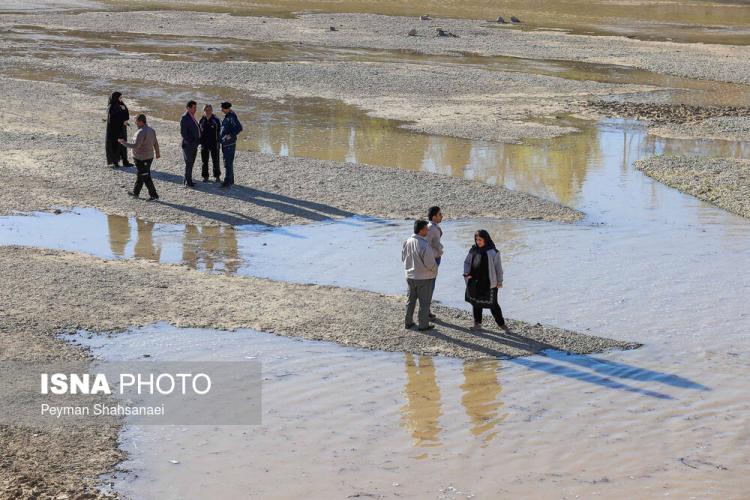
{"left": 635, "top": 155, "right": 750, "bottom": 219}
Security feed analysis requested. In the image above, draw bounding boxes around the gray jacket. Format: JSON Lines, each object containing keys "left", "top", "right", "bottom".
{"left": 426, "top": 222, "right": 443, "bottom": 258}
{"left": 463, "top": 248, "right": 504, "bottom": 288}
{"left": 122, "top": 125, "right": 160, "bottom": 161}
{"left": 402, "top": 234, "right": 438, "bottom": 280}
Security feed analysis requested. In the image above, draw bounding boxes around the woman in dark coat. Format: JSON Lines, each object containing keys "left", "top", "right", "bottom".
{"left": 105, "top": 92, "right": 133, "bottom": 167}
{"left": 463, "top": 229, "right": 510, "bottom": 332}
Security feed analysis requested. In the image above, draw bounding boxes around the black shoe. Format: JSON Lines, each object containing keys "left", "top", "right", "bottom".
{"left": 123, "top": 162, "right": 134, "bottom": 168}
{"left": 220, "top": 182, "right": 230, "bottom": 189}
{"left": 214, "top": 177, "right": 221, "bottom": 183}
{"left": 428, "top": 313, "right": 436, "bottom": 320}
{"left": 405, "top": 322, "right": 415, "bottom": 329}
{"left": 202, "top": 177, "right": 210, "bottom": 182}
{"left": 184, "top": 180, "right": 195, "bottom": 188}
{"left": 146, "top": 196, "right": 159, "bottom": 202}
{"left": 111, "top": 163, "right": 120, "bottom": 168}
{"left": 417, "top": 324, "right": 435, "bottom": 331}
{"left": 127, "top": 191, "right": 138, "bottom": 198}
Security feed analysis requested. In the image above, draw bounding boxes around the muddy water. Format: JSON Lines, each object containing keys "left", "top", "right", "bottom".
{"left": 70, "top": 318, "right": 749, "bottom": 499}
{"left": 100, "top": 0, "right": 750, "bottom": 45}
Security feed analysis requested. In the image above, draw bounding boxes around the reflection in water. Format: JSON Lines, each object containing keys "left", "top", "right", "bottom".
{"left": 133, "top": 219, "right": 161, "bottom": 262}
{"left": 401, "top": 354, "right": 442, "bottom": 449}
{"left": 460, "top": 359, "right": 506, "bottom": 446}
{"left": 107, "top": 214, "right": 130, "bottom": 257}
{"left": 182, "top": 224, "right": 240, "bottom": 273}
{"left": 401, "top": 354, "right": 506, "bottom": 450}
{"left": 103, "top": 214, "right": 242, "bottom": 272}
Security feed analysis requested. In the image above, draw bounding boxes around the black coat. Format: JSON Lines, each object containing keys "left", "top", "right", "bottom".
{"left": 199, "top": 115, "right": 221, "bottom": 148}
{"left": 180, "top": 112, "right": 201, "bottom": 147}
{"left": 106, "top": 103, "right": 129, "bottom": 139}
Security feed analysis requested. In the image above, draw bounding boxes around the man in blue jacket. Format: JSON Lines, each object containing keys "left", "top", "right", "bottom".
{"left": 219, "top": 101, "right": 243, "bottom": 189}
{"left": 180, "top": 100, "right": 201, "bottom": 187}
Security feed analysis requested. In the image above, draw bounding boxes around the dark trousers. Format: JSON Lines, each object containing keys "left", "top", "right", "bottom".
{"left": 222, "top": 144, "right": 236, "bottom": 185}
{"left": 472, "top": 289, "right": 505, "bottom": 326}
{"left": 406, "top": 278, "right": 435, "bottom": 328}
{"left": 105, "top": 127, "right": 128, "bottom": 165}
{"left": 133, "top": 158, "right": 158, "bottom": 198}
{"left": 429, "top": 257, "right": 441, "bottom": 314}
{"left": 201, "top": 145, "right": 221, "bottom": 180}
{"left": 182, "top": 143, "right": 198, "bottom": 184}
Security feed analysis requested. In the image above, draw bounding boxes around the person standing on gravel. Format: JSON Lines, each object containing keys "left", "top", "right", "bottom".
{"left": 105, "top": 91, "right": 133, "bottom": 168}
{"left": 426, "top": 206, "right": 444, "bottom": 320}
{"left": 463, "top": 229, "right": 510, "bottom": 333}
{"left": 402, "top": 220, "right": 438, "bottom": 331}
{"left": 199, "top": 104, "right": 222, "bottom": 183}
{"left": 180, "top": 100, "right": 201, "bottom": 188}
{"left": 219, "top": 101, "right": 243, "bottom": 189}
{"left": 119, "top": 114, "right": 160, "bottom": 202}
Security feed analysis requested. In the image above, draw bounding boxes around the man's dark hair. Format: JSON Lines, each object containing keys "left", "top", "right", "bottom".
{"left": 413, "top": 220, "right": 429, "bottom": 234}
{"left": 186, "top": 100, "right": 197, "bottom": 109}
{"left": 427, "top": 206, "right": 441, "bottom": 221}
{"left": 220, "top": 101, "right": 232, "bottom": 110}
{"left": 136, "top": 113, "right": 147, "bottom": 123}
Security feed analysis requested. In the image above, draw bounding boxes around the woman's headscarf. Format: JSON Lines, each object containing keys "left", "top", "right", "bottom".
{"left": 471, "top": 229, "right": 496, "bottom": 253}
{"left": 108, "top": 92, "right": 122, "bottom": 107}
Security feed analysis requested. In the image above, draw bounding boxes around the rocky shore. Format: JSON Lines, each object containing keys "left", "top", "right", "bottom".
{"left": 635, "top": 155, "right": 750, "bottom": 219}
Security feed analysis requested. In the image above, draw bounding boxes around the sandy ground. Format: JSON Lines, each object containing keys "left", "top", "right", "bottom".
{"left": 0, "top": 245, "right": 637, "bottom": 497}
{"left": 3, "top": 10, "right": 750, "bottom": 85}
{"left": 635, "top": 155, "right": 750, "bottom": 219}
{"left": 0, "top": 76, "right": 582, "bottom": 225}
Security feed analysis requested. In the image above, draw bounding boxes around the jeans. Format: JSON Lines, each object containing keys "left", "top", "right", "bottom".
{"left": 182, "top": 143, "right": 198, "bottom": 184}
{"left": 133, "top": 158, "right": 158, "bottom": 198}
{"left": 472, "top": 288, "right": 505, "bottom": 326}
{"left": 201, "top": 145, "right": 221, "bottom": 180}
{"left": 222, "top": 144, "right": 236, "bottom": 185}
{"left": 405, "top": 278, "right": 435, "bottom": 328}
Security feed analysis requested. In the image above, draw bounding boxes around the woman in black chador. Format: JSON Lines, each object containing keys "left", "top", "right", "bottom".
{"left": 105, "top": 92, "right": 133, "bottom": 167}
{"left": 463, "top": 229, "right": 511, "bottom": 333}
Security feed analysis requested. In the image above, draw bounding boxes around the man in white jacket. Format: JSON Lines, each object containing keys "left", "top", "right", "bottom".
{"left": 402, "top": 220, "right": 438, "bottom": 331}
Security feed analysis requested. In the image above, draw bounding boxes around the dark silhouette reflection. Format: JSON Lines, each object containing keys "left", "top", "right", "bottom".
{"left": 425, "top": 323, "right": 698, "bottom": 400}
{"left": 401, "top": 353, "right": 442, "bottom": 448}
{"left": 133, "top": 219, "right": 162, "bottom": 262}
{"left": 107, "top": 214, "right": 131, "bottom": 257}
{"left": 544, "top": 350, "right": 710, "bottom": 391}
{"left": 460, "top": 359, "right": 506, "bottom": 446}
{"left": 182, "top": 224, "right": 240, "bottom": 273}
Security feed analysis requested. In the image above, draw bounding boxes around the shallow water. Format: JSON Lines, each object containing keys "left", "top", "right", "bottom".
{"left": 70, "top": 320, "right": 749, "bottom": 499}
